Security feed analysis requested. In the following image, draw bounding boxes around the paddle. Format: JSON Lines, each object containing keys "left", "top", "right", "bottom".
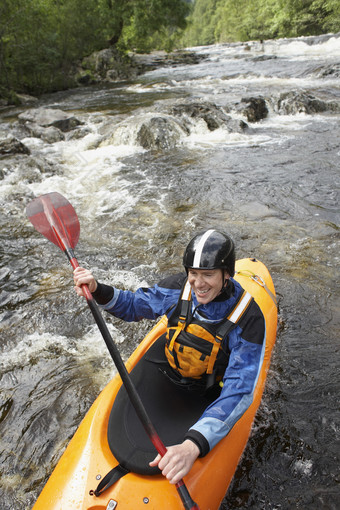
{"left": 26, "top": 192, "right": 200, "bottom": 510}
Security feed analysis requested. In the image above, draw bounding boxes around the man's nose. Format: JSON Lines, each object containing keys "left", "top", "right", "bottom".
{"left": 195, "top": 275, "right": 205, "bottom": 286}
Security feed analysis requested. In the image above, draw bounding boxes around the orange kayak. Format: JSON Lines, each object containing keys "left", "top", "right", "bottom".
{"left": 33, "top": 258, "right": 277, "bottom": 510}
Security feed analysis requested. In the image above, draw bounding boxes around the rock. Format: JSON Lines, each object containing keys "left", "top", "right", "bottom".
{"left": 170, "top": 102, "right": 227, "bottom": 131}
{"left": 277, "top": 91, "right": 327, "bottom": 115}
{"left": 67, "top": 126, "right": 92, "bottom": 140}
{"left": 226, "top": 118, "right": 249, "bottom": 132}
{"left": 317, "top": 63, "right": 340, "bottom": 79}
{"left": 136, "top": 116, "right": 186, "bottom": 150}
{"left": 100, "top": 114, "right": 187, "bottom": 150}
{"left": 328, "top": 100, "right": 340, "bottom": 113}
{"left": 101, "top": 100, "right": 249, "bottom": 151}
{"left": 76, "top": 47, "right": 206, "bottom": 84}
{"left": 79, "top": 47, "right": 136, "bottom": 83}
{"left": 23, "top": 122, "right": 65, "bottom": 143}
{"left": 16, "top": 94, "right": 39, "bottom": 106}
{"left": 169, "top": 101, "right": 248, "bottom": 132}
{"left": 130, "top": 50, "right": 205, "bottom": 75}
{"left": 18, "top": 108, "right": 81, "bottom": 132}
{"left": 0, "top": 137, "right": 30, "bottom": 156}
{"left": 240, "top": 96, "right": 268, "bottom": 122}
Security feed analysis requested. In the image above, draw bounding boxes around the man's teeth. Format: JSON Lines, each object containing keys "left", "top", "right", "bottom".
{"left": 197, "top": 289, "right": 209, "bottom": 294}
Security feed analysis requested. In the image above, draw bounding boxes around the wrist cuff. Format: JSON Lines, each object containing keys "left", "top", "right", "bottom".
{"left": 92, "top": 281, "right": 114, "bottom": 305}
{"left": 184, "top": 430, "right": 210, "bottom": 457}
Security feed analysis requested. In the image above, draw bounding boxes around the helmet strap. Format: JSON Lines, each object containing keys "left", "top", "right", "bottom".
{"left": 220, "top": 271, "right": 229, "bottom": 293}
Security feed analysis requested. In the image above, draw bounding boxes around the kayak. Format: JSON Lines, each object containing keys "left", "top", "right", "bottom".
{"left": 32, "top": 257, "right": 277, "bottom": 510}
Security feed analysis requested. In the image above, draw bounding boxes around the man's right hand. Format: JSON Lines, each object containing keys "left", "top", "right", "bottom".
{"left": 73, "top": 266, "right": 98, "bottom": 297}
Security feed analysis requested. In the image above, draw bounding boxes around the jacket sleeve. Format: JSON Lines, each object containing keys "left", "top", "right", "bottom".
{"left": 185, "top": 320, "right": 266, "bottom": 456}
{"left": 100, "top": 275, "right": 185, "bottom": 322}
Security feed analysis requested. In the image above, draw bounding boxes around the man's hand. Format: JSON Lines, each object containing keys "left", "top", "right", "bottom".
{"left": 73, "top": 267, "right": 97, "bottom": 296}
{"left": 149, "top": 440, "right": 200, "bottom": 484}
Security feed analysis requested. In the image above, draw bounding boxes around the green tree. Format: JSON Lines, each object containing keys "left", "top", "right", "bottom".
{"left": 0, "top": 0, "right": 105, "bottom": 93}
{"left": 120, "top": 0, "right": 191, "bottom": 52}
{"left": 182, "top": 0, "right": 220, "bottom": 46}
{"left": 271, "top": 0, "right": 323, "bottom": 37}
{"left": 0, "top": 0, "right": 191, "bottom": 96}
{"left": 0, "top": 0, "right": 56, "bottom": 92}
{"left": 183, "top": 0, "right": 340, "bottom": 45}
{"left": 311, "top": 0, "right": 340, "bottom": 33}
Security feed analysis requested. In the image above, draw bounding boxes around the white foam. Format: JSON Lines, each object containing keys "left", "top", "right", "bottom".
{"left": 191, "top": 35, "right": 340, "bottom": 60}
{"left": 0, "top": 324, "right": 124, "bottom": 371}
{"left": 269, "top": 35, "right": 340, "bottom": 59}
{"left": 184, "top": 125, "right": 272, "bottom": 147}
{"left": 25, "top": 130, "right": 145, "bottom": 220}
{"left": 293, "top": 458, "right": 313, "bottom": 476}
{"left": 105, "top": 268, "right": 150, "bottom": 290}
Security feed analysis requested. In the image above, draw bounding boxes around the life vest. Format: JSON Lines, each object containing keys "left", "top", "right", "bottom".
{"left": 165, "top": 279, "right": 253, "bottom": 381}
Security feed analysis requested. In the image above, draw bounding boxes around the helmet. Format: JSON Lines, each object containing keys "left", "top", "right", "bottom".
{"left": 183, "top": 229, "right": 235, "bottom": 277}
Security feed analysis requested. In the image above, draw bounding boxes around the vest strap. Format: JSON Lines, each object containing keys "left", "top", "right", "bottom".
{"left": 168, "top": 321, "right": 186, "bottom": 352}
{"left": 227, "top": 291, "right": 253, "bottom": 323}
{"left": 206, "top": 291, "right": 253, "bottom": 374}
{"left": 168, "top": 280, "right": 192, "bottom": 352}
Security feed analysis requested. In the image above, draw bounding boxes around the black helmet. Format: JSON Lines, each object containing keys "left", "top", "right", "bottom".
{"left": 183, "top": 229, "right": 235, "bottom": 277}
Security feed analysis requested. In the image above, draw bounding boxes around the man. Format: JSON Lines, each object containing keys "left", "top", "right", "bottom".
{"left": 74, "top": 229, "right": 265, "bottom": 483}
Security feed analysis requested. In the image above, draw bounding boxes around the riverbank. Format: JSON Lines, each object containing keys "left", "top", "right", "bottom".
{"left": 0, "top": 48, "right": 205, "bottom": 108}
{"left": 3, "top": 31, "right": 339, "bottom": 108}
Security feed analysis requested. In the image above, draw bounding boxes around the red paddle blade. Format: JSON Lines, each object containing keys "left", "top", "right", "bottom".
{"left": 26, "top": 192, "right": 80, "bottom": 251}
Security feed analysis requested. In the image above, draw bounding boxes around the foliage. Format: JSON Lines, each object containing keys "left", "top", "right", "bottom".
{"left": 0, "top": 0, "right": 190, "bottom": 96}
{"left": 180, "top": 0, "right": 220, "bottom": 46}
{"left": 120, "top": 0, "right": 191, "bottom": 52}
{"left": 182, "top": 0, "right": 340, "bottom": 46}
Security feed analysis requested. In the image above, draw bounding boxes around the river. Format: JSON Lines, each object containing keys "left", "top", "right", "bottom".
{"left": 0, "top": 34, "right": 339, "bottom": 509}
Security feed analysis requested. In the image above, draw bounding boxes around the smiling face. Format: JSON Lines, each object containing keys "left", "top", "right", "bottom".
{"left": 187, "top": 268, "right": 228, "bottom": 304}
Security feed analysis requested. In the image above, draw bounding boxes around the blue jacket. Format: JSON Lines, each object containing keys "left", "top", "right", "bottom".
{"left": 95, "top": 273, "right": 265, "bottom": 456}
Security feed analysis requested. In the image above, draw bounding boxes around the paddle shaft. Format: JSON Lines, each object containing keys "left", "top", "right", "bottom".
{"left": 66, "top": 248, "right": 200, "bottom": 510}
{"left": 27, "top": 193, "right": 199, "bottom": 509}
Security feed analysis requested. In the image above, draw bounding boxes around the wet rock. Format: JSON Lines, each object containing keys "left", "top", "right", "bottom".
{"left": 18, "top": 108, "right": 81, "bottom": 132}
{"left": 136, "top": 116, "right": 186, "bottom": 150}
{"left": 170, "top": 102, "right": 227, "bottom": 131}
{"left": 16, "top": 94, "right": 39, "bottom": 106}
{"left": 317, "top": 63, "right": 340, "bottom": 79}
{"left": 227, "top": 118, "right": 249, "bottom": 132}
{"left": 240, "top": 96, "right": 268, "bottom": 122}
{"left": 0, "top": 137, "right": 30, "bottom": 156}
{"left": 101, "top": 114, "right": 187, "bottom": 150}
{"left": 277, "top": 91, "right": 328, "bottom": 115}
{"left": 327, "top": 101, "right": 340, "bottom": 113}
{"left": 66, "top": 126, "right": 92, "bottom": 140}
{"left": 23, "top": 122, "right": 65, "bottom": 143}
{"left": 78, "top": 47, "right": 137, "bottom": 83}
{"left": 76, "top": 47, "right": 206, "bottom": 84}
{"left": 102, "top": 101, "right": 249, "bottom": 151}
{"left": 131, "top": 50, "right": 205, "bottom": 74}
{"left": 169, "top": 101, "right": 247, "bottom": 132}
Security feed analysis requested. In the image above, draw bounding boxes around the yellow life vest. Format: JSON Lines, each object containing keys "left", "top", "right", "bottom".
{"left": 165, "top": 280, "right": 253, "bottom": 380}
